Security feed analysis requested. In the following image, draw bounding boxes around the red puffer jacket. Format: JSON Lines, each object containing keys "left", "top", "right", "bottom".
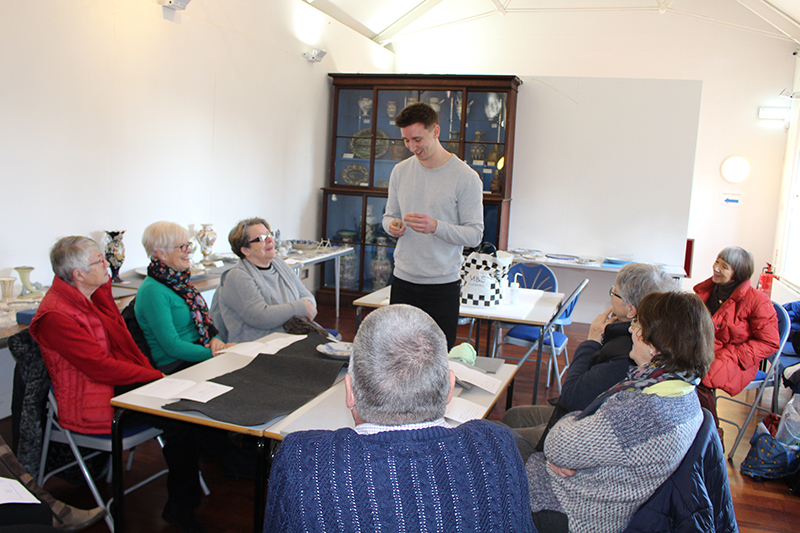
{"left": 694, "top": 278, "right": 779, "bottom": 396}
{"left": 30, "top": 277, "right": 161, "bottom": 434}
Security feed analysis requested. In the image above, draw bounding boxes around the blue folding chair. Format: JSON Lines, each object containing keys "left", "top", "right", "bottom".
{"left": 495, "top": 278, "right": 589, "bottom": 394}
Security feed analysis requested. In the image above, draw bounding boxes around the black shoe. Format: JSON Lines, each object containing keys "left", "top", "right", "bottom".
{"left": 162, "top": 502, "right": 206, "bottom": 533}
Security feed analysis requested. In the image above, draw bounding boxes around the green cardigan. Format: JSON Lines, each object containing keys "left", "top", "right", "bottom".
{"left": 134, "top": 276, "right": 213, "bottom": 369}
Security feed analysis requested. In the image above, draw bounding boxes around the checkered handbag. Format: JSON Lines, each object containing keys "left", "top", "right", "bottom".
{"left": 460, "top": 246, "right": 513, "bottom": 307}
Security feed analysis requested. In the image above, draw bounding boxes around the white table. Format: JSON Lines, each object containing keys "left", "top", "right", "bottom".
{"left": 110, "top": 332, "right": 516, "bottom": 533}
{"left": 353, "top": 285, "right": 564, "bottom": 406}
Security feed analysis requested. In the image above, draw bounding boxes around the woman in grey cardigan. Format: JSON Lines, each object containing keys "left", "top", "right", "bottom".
{"left": 211, "top": 217, "right": 317, "bottom": 342}
{"left": 526, "top": 291, "right": 716, "bottom": 533}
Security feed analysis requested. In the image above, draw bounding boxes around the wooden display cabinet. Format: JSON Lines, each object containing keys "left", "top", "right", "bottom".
{"left": 318, "top": 73, "right": 521, "bottom": 305}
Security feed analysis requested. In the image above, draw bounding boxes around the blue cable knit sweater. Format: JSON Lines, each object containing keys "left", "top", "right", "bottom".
{"left": 264, "top": 419, "right": 536, "bottom": 532}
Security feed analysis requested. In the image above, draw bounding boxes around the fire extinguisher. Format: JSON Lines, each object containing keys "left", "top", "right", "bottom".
{"left": 757, "top": 263, "right": 775, "bottom": 297}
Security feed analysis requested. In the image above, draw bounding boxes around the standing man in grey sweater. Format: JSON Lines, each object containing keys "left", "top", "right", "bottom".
{"left": 382, "top": 102, "right": 484, "bottom": 349}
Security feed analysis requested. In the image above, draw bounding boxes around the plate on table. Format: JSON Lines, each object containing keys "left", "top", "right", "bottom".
{"left": 546, "top": 253, "right": 580, "bottom": 261}
{"left": 604, "top": 257, "right": 633, "bottom": 265}
{"left": 316, "top": 342, "right": 353, "bottom": 361}
{"left": 289, "top": 240, "right": 319, "bottom": 251}
{"left": 134, "top": 267, "right": 148, "bottom": 276}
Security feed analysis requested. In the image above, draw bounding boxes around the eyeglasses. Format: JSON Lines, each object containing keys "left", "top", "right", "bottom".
{"left": 174, "top": 243, "right": 192, "bottom": 253}
{"left": 88, "top": 257, "right": 106, "bottom": 268}
{"left": 249, "top": 231, "right": 274, "bottom": 244}
{"left": 609, "top": 285, "right": 623, "bottom": 300}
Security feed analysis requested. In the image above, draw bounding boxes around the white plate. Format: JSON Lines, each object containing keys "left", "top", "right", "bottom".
{"left": 134, "top": 267, "right": 147, "bottom": 276}
{"left": 604, "top": 257, "right": 633, "bottom": 265}
{"left": 316, "top": 342, "right": 353, "bottom": 360}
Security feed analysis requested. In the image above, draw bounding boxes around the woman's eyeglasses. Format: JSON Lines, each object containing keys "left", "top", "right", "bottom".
{"left": 249, "top": 231, "right": 274, "bottom": 244}
{"left": 175, "top": 243, "right": 192, "bottom": 253}
{"left": 609, "top": 285, "right": 623, "bottom": 300}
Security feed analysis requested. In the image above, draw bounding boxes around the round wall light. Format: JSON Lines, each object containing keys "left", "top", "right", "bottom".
{"left": 720, "top": 156, "right": 750, "bottom": 183}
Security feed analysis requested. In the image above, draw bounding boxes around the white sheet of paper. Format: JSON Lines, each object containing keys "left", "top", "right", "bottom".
{"left": 134, "top": 378, "right": 197, "bottom": 399}
{"left": 0, "top": 477, "right": 40, "bottom": 505}
{"left": 449, "top": 361, "right": 502, "bottom": 394}
{"left": 177, "top": 381, "right": 233, "bottom": 403}
{"left": 221, "top": 334, "right": 306, "bottom": 357}
{"left": 445, "top": 397, "right": 485, "bottom": 424}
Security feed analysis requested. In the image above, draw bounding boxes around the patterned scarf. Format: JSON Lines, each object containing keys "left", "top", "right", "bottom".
{"left": 147, "top": 258, "right": 217, "bottom": 345}
{"left": 576, "top": 361, "right": 699, "bottom": 420}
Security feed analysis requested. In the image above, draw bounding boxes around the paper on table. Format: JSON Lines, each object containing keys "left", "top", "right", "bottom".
{"left": 0, "top": 477, "right": 40, "bottom": 505}
{"left": 221, "top": 334, "right": 306, "bottom": 357}
{"left": 445, "top": 397, "right": 485, "bottom": 424}
{"left": 134, "top": 378, "right": 232, "bottom": 403}
{"left": 449, "top": 360, "right": 502, "bottom": 395}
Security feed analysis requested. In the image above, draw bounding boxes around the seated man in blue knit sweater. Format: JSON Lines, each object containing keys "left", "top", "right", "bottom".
{"left": 264, "top": 304, "right": 536, "bottom": 533}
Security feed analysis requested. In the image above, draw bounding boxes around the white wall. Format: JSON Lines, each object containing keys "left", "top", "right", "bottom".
{"left": 0, "top": 0, "right": 393, "bottom": 290}
{"left": 392, "top": 6, "right": 795, "bottom": 304}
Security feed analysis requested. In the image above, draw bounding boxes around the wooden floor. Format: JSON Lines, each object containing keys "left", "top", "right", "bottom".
{"left": 2, "top": 302, "right": 799, "bottom": 532}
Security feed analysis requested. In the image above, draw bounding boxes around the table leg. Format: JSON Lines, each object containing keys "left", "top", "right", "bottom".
{"left": 485, "top": 320, "right": 495, "bottom": 358}
{"left": 505, "top": 378, "right": 516, "bottom": 410}
{"left": 474, "top": 319, "right": 481, "bottom": 353}
{"left": 254, "top": 436, "right": 272, "bottom": 533}
{"left": 334, "top": 256, "right": 341, "bottom": 318}
{"left": 111, "top": 408, "right": 131, "bottom": 533}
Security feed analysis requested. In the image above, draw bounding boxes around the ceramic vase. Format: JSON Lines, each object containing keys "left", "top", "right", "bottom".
{"left": 386, "top": 100, "right": 397, "bottom": 118}
{"left": 14, "top": 266, "right": 37, "bottom": 296}
{"left": 428, "top": 97, "right": 442, "bottom": 113}
{"left": 340, "top": 235, "right": 358, "bottom": 289}
{"left": 365, "top": 205, "right": 378, "bottom": 243}
{"left": 104, "top": 230, "right": 125, "bottom": 283}
{"left": 446, "top": 131, "right": 460, "bottom": 154}
{"left": 369, "top": 237, "right": 392, "bottom": 291}
{"left": 358, "top": 97, "right": 373, "bottom": 116}
{"left": 0, "top": 277, "right": 15, "bottom": 302}
{"left": 470, "top": 131, "right": 486, "bottom": 161}
{"left": 389, "top": 140, "right": 410, "bottom": 161}
{"left": 487, "top": 145, "right": 502, "bottom": 166}
{"left": 196, "top": 223, "right": 217, "bottom": 265}
{"left": 490, "top": 170, "right": 503, "bottom": 195}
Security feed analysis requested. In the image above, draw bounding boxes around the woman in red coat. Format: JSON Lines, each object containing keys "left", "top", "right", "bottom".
{"left": 694, "top": 246, "right": 779, "bottom": 436}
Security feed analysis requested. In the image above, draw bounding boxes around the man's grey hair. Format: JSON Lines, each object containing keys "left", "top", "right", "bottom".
{"left": 349, "top": 304, "right": 450, "bottom": 426}
{"left": 615, "top": 263, "right": 676, "bottom": 308}
{"left": 50, "top": 236, "right": 99, "bottom": 285}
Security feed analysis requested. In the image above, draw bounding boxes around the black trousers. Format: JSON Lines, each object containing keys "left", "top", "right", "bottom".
{"left": 390, "top": 277, "right": 461, "bottom": 350}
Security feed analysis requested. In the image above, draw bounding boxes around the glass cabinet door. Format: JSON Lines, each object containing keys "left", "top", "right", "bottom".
{"left": 465, "top": 91, "right": 507, "bottom": 192}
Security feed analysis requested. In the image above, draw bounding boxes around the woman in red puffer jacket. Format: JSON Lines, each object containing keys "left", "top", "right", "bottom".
{"left": 693, "top": 246, "right": 779, "bottom": 435}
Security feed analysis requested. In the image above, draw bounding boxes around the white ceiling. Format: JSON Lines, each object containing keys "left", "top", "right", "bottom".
{"left": 302, "top": 0, "right": 800, "bottom": 50}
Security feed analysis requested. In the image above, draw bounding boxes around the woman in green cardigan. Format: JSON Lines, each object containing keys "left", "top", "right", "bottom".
{"left": 135, "top": 221, "right": 231, "bottom": 373}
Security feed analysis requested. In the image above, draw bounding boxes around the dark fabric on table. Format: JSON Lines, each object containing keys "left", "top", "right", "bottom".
{"left": 163, "top": 333, "right": 344, "bottom": 426}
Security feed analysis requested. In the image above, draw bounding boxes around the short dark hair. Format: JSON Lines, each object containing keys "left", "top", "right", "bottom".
{"left": 395, "top": 102, "right": 439, "bottom": 129}
{"left": 717, "top": 246, "right": 754, "bottom": 285}
{"left": 349, "top": 304, "right": 450, "bottom": 425}
{"left": 637, "top": 291, "right": 715, "bottom": 378}
{"left": 228, "top": 217, "right": 270, "bottom": 260}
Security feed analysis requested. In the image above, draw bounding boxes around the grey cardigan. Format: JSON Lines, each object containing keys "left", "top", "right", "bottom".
{"left": 210, "top": 258, "right": 315, "bottom": 342}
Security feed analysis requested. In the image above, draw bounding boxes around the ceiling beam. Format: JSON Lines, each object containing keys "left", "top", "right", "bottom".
{"left": 374, "top": 0, "right": 449, "bottom": 45}
{"left": 736, "top": 0, "right": 800, "bottom": 44}
{"left": 490, "top": 0, "right": 507, "bottom": 16}
{"left": 301, "top": 0, "right": 377, "bottom": 44}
